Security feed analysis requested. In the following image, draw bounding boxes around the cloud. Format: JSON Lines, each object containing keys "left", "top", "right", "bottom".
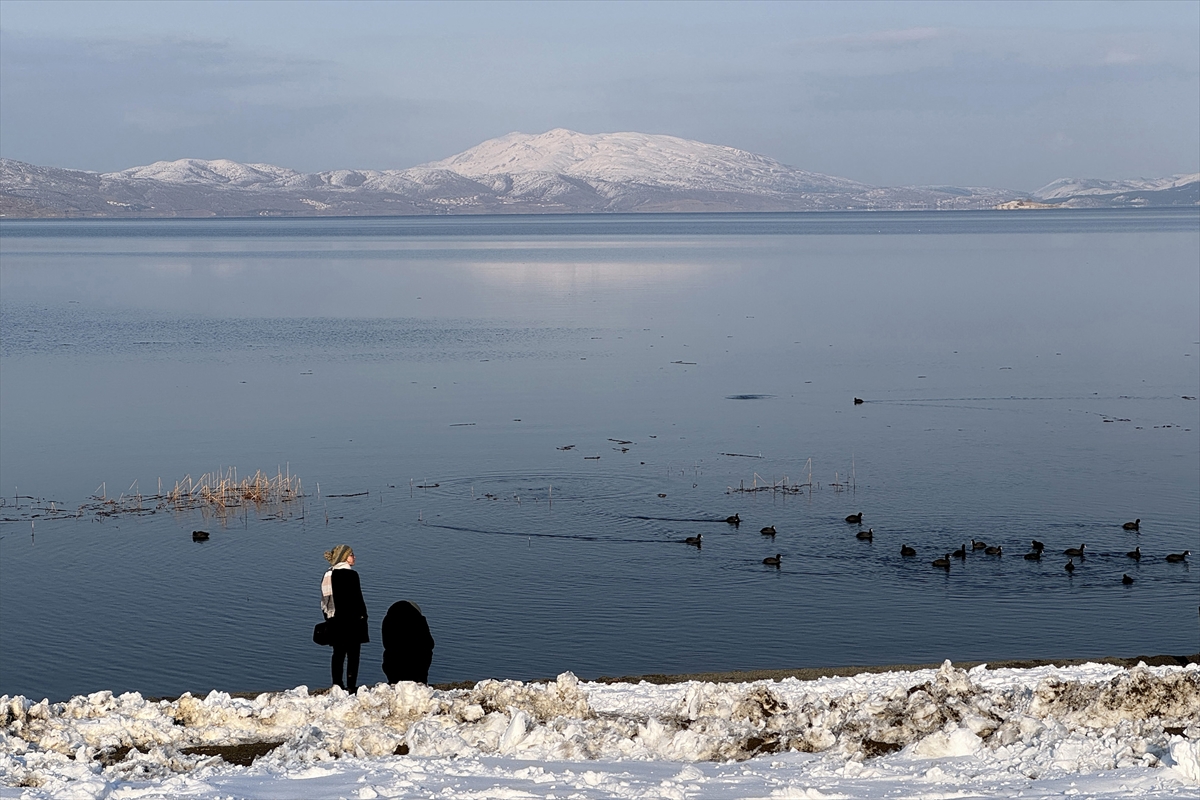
{"left": 1049, "top": 131, "right": 1075, "bottom": 151}
{"left": 826, "top": 27, "right": 947, "bottom": 50}
{"left": 1103, "top": 49, "right": 1141, "bottom": 66}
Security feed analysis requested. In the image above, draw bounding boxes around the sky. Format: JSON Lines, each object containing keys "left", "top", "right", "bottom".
{"left": 0, "top": 0, "right": 1197, "bottom": 191}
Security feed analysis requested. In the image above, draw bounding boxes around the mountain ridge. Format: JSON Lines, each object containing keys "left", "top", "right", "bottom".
{"left": 2, "top": 129, "right": 1196, "bottom": 218}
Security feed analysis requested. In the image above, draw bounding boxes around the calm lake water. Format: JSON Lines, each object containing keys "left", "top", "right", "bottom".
{"left": 1, "top": 210, "right": 1197, "bottom": 702}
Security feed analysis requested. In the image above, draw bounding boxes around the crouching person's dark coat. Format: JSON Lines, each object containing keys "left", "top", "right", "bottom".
{"left": 381, "top": 600, "right": 434, "bottom": 684}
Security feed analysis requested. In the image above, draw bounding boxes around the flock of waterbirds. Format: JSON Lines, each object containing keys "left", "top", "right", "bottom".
{"left": 695, "top": 512, "right": 1189, "bottom": 583}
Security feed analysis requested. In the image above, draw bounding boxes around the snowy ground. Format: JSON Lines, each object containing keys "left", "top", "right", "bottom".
{"left": 3, "top": 661, "right": 1198, "bottom": 799}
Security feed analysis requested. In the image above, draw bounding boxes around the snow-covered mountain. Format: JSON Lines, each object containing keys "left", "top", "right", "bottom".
{"left": 111, "top": 158, "right": 304, "bottom": 187}
{"left": 1032, "top": 174, "right": 1200, "bottom": 200}
{"left": 423, "top": 128, "right": 870, "bottom": 195}
{"left": 1, "top": 130, "right": 1195, "bottom": 218}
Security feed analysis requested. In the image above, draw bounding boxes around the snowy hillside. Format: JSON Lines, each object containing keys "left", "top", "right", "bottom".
{"left": 1, "top": 130, "right": 1196, "bottom": 217}
{"left": 423, "top": 128, "right": 870, "bottom": 194}
{"left": 111, "top": 159, "right": 305, "bottom": 187}
{"left": 2, "top": 661, "right": 1198, "bottom": 799}
{"left": 1033, "top": 173, "right": 1200, "bottom": 200}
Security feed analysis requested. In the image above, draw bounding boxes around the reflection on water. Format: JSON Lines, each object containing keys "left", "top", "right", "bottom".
{"left": 1, "top": 211, "right": 1197, "bottom": 701}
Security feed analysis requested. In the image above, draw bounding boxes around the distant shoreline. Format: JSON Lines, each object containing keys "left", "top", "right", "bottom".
{"left": 579, "top": 652, "right": 1200, "bottom": 689}
{"left": 3, "top": 205, "right": 1199, "bottom": 222}
{"left": 117, "top": 652, "right": 1198, "bottom": 703}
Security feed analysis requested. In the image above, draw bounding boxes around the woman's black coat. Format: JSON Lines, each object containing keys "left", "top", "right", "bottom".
{"left": 329, "top": 568, "right": 369, "bottom": 645}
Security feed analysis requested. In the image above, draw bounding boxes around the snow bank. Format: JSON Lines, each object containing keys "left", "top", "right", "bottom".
{"left": 2, "top": 662, "right": 1198, "bottom": 799}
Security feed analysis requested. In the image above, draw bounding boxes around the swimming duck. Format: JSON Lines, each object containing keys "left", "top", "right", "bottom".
{"left": 725, "top": 514, "right": 741, "bottom": 526}
{"left": 1023, "top": 550, "right": 1041, "bottom": 560}
{"left": 856, "top": 528, "right": 874, "bottom": 541}
{"left": 1166, "top": 550, "right": 1190, "bottom": 563}
{"left": 1065, "top": 559, "right": 1075, "bottom": 573}
{"left": 763, "top": 554, "right": 782, "bottom": 566}
{"left": 1122, "top": 574, "right": 1134, "bottom": 585}
{"left": 971, "top": 539, "right": 987, "bottom": 550}
{"left": 1031, "top": 539, "right": 1045, "bottom": 552}
{"left": 760, "top": 526, "right": 776, "bottom": 536}
{"left": 901, "top": 544, "right": 916, "bottom": 556}
{"left": 1122, "top": 519, "right": 1140, "bottom": 531}
{"left": 985, "top": 545, "right": 1003, "bottom": 555}
{"left": 1064, "top": 544, "right": 1086, "bottom": 557}
{"left": 684, "top": 534, "right": 702, "bottom": 546}
{"left": 191, "top": 530, "right": 210, "bottom": 541}
{"left": 952, "top": 544, "right": 967, "bottom": 559}
{"left": 845, "top": 513, "right": 863, "bottom": 524}
{"left": 854, "top": 397, "right": 864, "bottom": 405}
{"left": 1127, "top": 546, "right": 1141, "bottom": 560}
{"left": 932, "top": 554, "right": 951, "bottom": 568}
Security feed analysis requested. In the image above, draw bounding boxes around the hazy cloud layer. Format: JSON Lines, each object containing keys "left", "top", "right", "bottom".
{"left": 0, "top": 1, "right": 1196, "bottom": 190}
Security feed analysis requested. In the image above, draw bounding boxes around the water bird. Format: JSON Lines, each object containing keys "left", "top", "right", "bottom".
{"left": 1065, "top": 559, "right": 1075, "bottom": 573}
{"left": 932, "top": 554, "right": 951, "bottom": 568}
{"left": 1023, "top": 550, "right": 1041, "bottom": 560}
{"left": 1122, "top": 574, "right": 1134, "bottom": 585}
{"left": 1127, "top": 546, "right": 1141, "bottom": 561}
{"left": 952, "top": 545, "right": 967, "bottom": 559}
{"left": 985, "top": 545, "right": 1003, "bottom": 555}
{"left": 971, "top": 539, "right": 987, "bottom": 550}
{"left": 725, "top": 514, "right": 741, "bottom": 526}
{"left": 760, "top": 525, "right": 776, "bottom": 536}
{"left": 1031, "top": 540, "right": 1045, "bottom": 552}
{"left": 854, "top": 397, "right": 864, "bottom": 405}
{"left": 1166, "top": 551, "right": 1190, "bottom": 563}
{"left": 1064, "top": 544, "right": 1086, "bottom": 557}
{"left": 845, "top": 513, "right": 863, "bottom": 524}
{"left": 901, "top": 544, "right": 916, "bottom": 556}
{"left": 191, "top": 530, "right": 210, "bottom": 542}
{"left": 763, "top": 554, "right": 782, "bottom": 566}
{"left": 684, "top": 534, "right": 702, "bottom": 547}
{"left": 1122, "top": 519, "right": 1140, "bottom": 531}
{"left": 856, "top": 528, "right": 874, "bottom": 541}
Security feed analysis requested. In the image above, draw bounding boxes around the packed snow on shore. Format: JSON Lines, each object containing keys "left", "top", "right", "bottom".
{"left": 2, "top": 661, "right": 1198, "bottom": 799}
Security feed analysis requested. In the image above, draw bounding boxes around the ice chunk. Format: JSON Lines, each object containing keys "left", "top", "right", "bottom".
{"left": 910, "top": 724, "right": 982, "bottom": 758}
{"left": 1168, "top": 738, "right": 1200, "bottom": 785}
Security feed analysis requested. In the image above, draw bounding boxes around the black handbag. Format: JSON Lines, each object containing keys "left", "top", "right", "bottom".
{"left": 313, "top": 620, "right": 333, "bottom": 647}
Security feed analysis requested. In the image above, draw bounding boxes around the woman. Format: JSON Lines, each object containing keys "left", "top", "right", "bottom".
{"left": 321, "top": 544, "right": 369, "bottom": 692}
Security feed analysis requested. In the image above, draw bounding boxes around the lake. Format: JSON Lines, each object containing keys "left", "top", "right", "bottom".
{"left": 1, "top": 210, "right": 1197, "bottom": 702}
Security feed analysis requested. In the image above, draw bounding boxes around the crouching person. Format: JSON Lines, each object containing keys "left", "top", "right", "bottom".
{"left": 381, "top": 600, "right": 435, "bottom": 684}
